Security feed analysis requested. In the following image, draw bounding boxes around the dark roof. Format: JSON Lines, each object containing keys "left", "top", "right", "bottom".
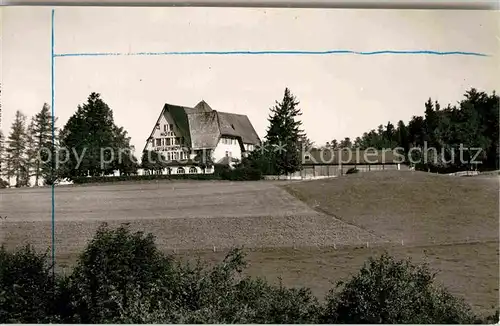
{"left": 216, "top": 112, "right": 261, "bottom": 145}
{"left": 194, "top": 100, "right": 213, "bottom": 112}
{"left": 303, "top": 148, "right": 403, "bottom": 165}
{"left": 165, "top": 104, "right": 194, "bottom": 147}
{"left": 145, "top": 101, "right": 261, "bottom": 152}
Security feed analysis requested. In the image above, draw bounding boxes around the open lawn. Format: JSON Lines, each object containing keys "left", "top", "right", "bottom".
{"left": 1, "top": 180, "right": 375, "bottom": 254}
{"left": 283, "top": 171, "right": 499, "bottom": 245}
{"left": 1, "top": 171, "right": 498, "bottom": 315}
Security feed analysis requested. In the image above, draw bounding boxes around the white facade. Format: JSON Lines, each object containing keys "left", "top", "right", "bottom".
{"left": 213, "top": 136, "right": 242, "bottom": 163}
{"left": 144, "top": 113, "right": 190, "bottom": 161}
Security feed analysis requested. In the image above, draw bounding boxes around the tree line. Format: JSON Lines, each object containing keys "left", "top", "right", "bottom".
{"left": 0, "top": 93, "right": 139, "bottom": 187}
{"left": 2, "top": 87, "right": 496, "bottom": 186}
{"left": 325, "top": 88, "right": 499, "bottom": 172}
{"left": 0, "top": 104, "right": 56, "bottom": 187}
{"left": 0, "top": 89, "right": 309, "bottom": 186}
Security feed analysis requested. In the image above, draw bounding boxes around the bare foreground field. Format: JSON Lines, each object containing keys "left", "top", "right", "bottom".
{"left": 1, "top": 171, "right": 499, "bottom": 314}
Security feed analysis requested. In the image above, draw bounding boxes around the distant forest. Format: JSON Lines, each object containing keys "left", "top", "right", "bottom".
{"left": 326, "top": 88, "right": 499, "bottom": 172}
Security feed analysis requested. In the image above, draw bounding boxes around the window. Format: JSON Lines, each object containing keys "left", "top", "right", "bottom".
{"left": 225, "top": 151, "right": 229, "bottom": 157}
{"left": 304, "top": 155, "right": 310, "bottom": 160}
{"left": 177, "top": 167, "right": 185, "bottom": 174}
{"left": 166, "top": 152, "right": 171, "bottom": 161}
{"left": 163, "top": 124, "right": 167, "bottom": 131}
{"left": 155, "top": 139, "right": 161, "bottom": 147}
{"left": 166, "top": 138, "right": 171, "bottom": 146}
{"left": 189, "top": 167, "right": 197, "bottom": 174}
{"left": 169, "top": 124, "right": 174, "bottom": 130}
{"left": 155, "top": 124, "right": 160, "bottom": 130}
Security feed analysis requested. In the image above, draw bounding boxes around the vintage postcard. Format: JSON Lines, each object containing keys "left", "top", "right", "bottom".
{"left": 0, "top": 6, "right": 498, "bottom": 324}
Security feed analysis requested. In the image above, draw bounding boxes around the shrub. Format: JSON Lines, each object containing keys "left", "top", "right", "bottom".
{"left": 0, "top": 179, "right": 8, "bottom": 188}
{"left": 220, "top": 166, "right": 263, "bottom": 181}
{"left": 70, "top": 164, "right": 261, "bottom": 184}
{"left": 63, "top": 223, "right": 174, "bottom": 323}
{"left": 0, "top": 245, "right": 55, "bottom": 323}
{"left": 72, "top": 173, "right": 220, "bottom": 184}
{"left": 162, "top": 249, "right": 320, "bottom": 323}
{"left": 0, "top": 228, "right": 493, "bottom": 324}
{"left": 321, "top": 252, "right": 477, "bottom": 324}
{"left": 345, "top": 167, "right": 359, "bottom": 174}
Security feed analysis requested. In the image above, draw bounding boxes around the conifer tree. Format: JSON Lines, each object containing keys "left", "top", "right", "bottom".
{"left": 265, "top": 88, "right": 304, "bottom": 175}
{"left": 26, "top": 103, "right": 58, "bottom": 186}
{"left": 6, "top": 111, "right": 29, "bottom": 187}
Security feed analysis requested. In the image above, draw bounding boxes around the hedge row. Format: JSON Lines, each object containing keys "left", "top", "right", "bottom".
{"left": 70, "top": 165, "right": 262, "bottom": 184}
{"left": 1, "top": 224, "right": 497, "bottom": 324}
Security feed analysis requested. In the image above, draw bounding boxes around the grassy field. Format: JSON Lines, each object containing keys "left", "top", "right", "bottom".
{"left": 0, "top": 180, "right": 375, "bottom": 254}
{"left": 1, "top": 171, "right": 498, "bottom": 314}
{"left": 283, "top": 170, "right": 499, "bottom": 245}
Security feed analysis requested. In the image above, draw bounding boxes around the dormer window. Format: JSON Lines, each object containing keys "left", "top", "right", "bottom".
{"left": 304, "top": 155, "right": 310, "bottom": 160}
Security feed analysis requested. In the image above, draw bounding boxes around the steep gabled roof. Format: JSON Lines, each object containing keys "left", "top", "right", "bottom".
{"left": 165, "top": 104, "right": 193, "bottom": 146}
{"left": 216, "top": 112, "right": 261, "bottom": 145}
{"left": 194, "top": 100, "right": 213, "bottom": 112}
{"left": 145, "top": 101, "right": 261, "bottom": 152}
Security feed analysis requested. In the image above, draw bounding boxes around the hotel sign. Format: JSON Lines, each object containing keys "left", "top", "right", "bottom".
{"left": 154, "top": 145, "right": 181, "bottom": 151}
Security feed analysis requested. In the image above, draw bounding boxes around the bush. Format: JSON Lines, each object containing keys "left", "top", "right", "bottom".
{"left": 345, "top": 167, "right": 359, "bottom": 174}
{"left": 219, "top": 166, "right": 263, "bottom": 181}
{"left": 71, "top": 165, "right": 261, "bottom": 184}
{"left": 321, "top": 252, "right": 477, "bottom": 324}
{"left": 72, "top": 173, "right": 220, "bottom": 184}
{"left": 63, "top": 223, "right": 174, "bottom": 323}
{"left": 0, "top": 245, "right": 56, "bottom": 323}
{"left": 0, "top": 228, "right": 495, "bottom": 323}
{"left": 0, "top": 179, "right": 8, "bottom": 188}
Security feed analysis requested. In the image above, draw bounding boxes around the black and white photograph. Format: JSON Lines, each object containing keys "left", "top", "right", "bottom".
{"left": 0, "top": 5, "right": 499, "bottom": 324}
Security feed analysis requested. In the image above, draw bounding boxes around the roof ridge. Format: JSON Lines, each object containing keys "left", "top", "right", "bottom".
{"left": 215, "top": 110, "right": 222, "bottom": 133}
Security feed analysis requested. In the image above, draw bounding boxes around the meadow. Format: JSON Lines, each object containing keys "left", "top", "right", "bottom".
{"left": 0, "top": 170, "right": 498, "bottom": 314}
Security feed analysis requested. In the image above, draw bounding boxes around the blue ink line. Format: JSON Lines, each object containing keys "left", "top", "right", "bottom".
{"left": 54, "top": 49, "right": 489, "bottom": 57}
{"left": 51, "top": 8, "right": 56, "bottom": 275}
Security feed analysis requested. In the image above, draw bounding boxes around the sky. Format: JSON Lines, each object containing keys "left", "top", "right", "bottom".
{"left": 1, "top": 7, "right": 498, "bottom": 153}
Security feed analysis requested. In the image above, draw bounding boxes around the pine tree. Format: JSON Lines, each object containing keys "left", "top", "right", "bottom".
{"left": 26, "top": 103, "right": 58, "bottom": 186}
{"left": 339, "top": 137, "right": 353, "bottom": 149}
{"left": 265, "top": 88, "right": 304, "bottom": 175}
{"left": 6, "top": 111, "right": 29, "bottom": 187}
{"left": 396, "top": 120, "right": 409, "bottom": 157}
